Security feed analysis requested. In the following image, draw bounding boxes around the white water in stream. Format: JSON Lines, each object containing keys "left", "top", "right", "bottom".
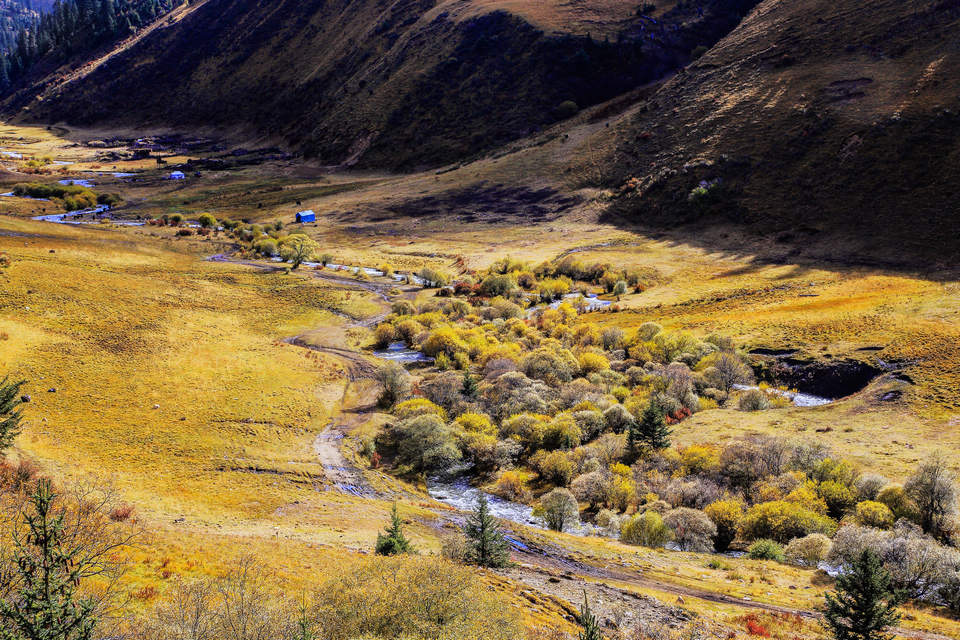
{"left": 427, "top": 475, "right": 597, "bottom": 537}
{"left": 732, "top": 384, "right": 832, "bottom": 407}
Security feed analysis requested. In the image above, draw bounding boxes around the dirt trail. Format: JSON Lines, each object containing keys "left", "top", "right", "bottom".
{"left": 313, "top": 413, "right": 374, "bottom": 497}
{"left": 283, "top": 336, "right": 378, "bottom": 381}
{"left": 210, "top": 253, "right": 393, "bottom": 492}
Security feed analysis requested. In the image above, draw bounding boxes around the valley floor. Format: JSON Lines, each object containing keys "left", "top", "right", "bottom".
{"left": 0, "top": 124, "right": 959, "bottom": 638}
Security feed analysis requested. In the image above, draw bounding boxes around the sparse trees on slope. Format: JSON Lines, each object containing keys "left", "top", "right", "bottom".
{"left": 663, "top": 507, "right": 716, "bottom": 552}
{"left": 704, "top": 352, "right": 752, "bottom": 403}
{"left": 823, "top": 549, "right": 902, "bottom": 640}
{"left": 381, "top": 414, "right": 461, "bottom": 474}
{"left": 374, "top": 361, "right": 411, "bottom": 408}
{"left": 536, "top": 488, "right": 580, "bottom": 532}
{"left": 463, "top": 494, "right": 511, "bottom": 568}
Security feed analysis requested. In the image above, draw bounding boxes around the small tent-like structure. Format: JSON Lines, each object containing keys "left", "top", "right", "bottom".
{"left": 295, "top": 210, "right": 316, "bottom": 223}
{"left": 169, "top": 171, "right": 185, "bottom": 180}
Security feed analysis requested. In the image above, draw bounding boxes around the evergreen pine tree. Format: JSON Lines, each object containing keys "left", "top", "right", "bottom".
{"left": 823, "top": 549, "right": 903, "bottom": 640}
{"left": 374, "top": 502, "right": 414, "bottom": 555}
{"left": 461, "top": 372, "right": 478, "bottom": 398}
{"left": 635, "top": 398, "right": 671, "bottom": 452}
{"left": 578, "top": 590, "right": 602, "bottom": 640}
{"left": 0, "top": 376, "right": 26, "bottom": 452}
{"left": 0, "top": 479, "right": 98, "bottom": 640}
{"left": 464, "top": 494, "right": 511, "bottom": 568}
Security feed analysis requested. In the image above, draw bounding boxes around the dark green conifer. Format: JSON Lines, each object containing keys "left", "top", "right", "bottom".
{"left": 0, "top": 376, "right": 26, "bottom": 452}
{"left": 464, "top": 494, "right": 511, "bottom": 568}
{"left": 578, "top": 591, "right": 602, "bottom": 640}
{"left": 823, "top": 549, "right": 903, "bottom": 640}
{"left": 0, "top": 479, "right": 98, "bottom": 640}
{"left": 374, "top": 502, "right": 414, "bottom": 555}
{"left": 627, "top": 398, "right": 670, "bottom": 459}
{"left": 638, "top": 398, "right": 671, "bottom": 451}
{"left": 461, "top": 372, "right": 478, "bottom": 398}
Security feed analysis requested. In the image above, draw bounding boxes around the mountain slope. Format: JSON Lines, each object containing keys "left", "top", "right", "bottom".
{"left": 5, "top": 0, "right": 758, "bottom": 169}
{"left": 581, "top": 0, "right": 960, "bottom": 268}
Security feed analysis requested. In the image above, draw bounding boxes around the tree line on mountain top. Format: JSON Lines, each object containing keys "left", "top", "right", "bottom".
{"left": 0, "top": 0, "right": 184, "bottom": 92}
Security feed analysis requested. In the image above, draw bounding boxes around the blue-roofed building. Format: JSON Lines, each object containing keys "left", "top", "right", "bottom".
{"left": 296, "top": 210, "right": 316, "bottom": 223}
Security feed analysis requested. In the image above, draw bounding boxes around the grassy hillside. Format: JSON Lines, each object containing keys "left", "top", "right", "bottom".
{"left": 5, "top": 0, "right": 758, "bottom": 169}
{"left": 575, "top": 0, "right": 960, "bottom": 268}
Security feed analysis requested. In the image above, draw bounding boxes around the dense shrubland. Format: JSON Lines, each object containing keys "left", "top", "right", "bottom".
{"left": 364, "top": 274, "right": 960, "bottom": 614}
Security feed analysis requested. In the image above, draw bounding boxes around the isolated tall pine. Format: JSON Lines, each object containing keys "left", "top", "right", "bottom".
{"left": 0, "top": 479, "right": 97, "bottom": 640}
{"left": 464, "top": 494, "right": 510, "bottom": 568}
{"left": 375, "top": 502, "right": 414, "bottom": 555}
{"left": 0, "top": 376, "right": 26, "bottom": 452}
{"left": 823, "top": 549, "right": 902, "bottom": 640}
{"left": 629, "top": 398, "right": 670, "bottom": 456}
{"left": 578, "top": 591, "right": 602, "bottom": 640}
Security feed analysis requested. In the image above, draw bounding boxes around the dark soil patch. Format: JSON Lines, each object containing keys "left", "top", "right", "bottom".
{"left": 750, "top": 347, "right": 797, "bottom": 357}
{"left": 754, "top": 356, "right": 883, "bottom": 399}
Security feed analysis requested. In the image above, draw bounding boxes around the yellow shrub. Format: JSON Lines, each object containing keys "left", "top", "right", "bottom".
{"left": 395, "top": 319, "right": 425, "bottom": 344}
{"left": 739, "top": 500, "right": 837, "bottom": 543}
{"left": 607, "top": 476, "right": 635, "bottom": 512}
{"left": 413, "top": 312, "right": 445, "bottom": 328}
{"left": 785, "top": 482, "right": 829, "bottom": 515}
{"left": 313, "top": 555, "right": 521, "bottom": 640}
{"left": 698, "top": 396, "right": 719, "bottom": 411}
{"left": 422, "top": 326, "right": 467, "bottom": 357}
{"left": 705, "top": 499, "right": 744, "bottom": 552}
{"left": 476, "top": 343, "right": 522, "bottom": 367}
{"left": 855, "top": 500, "right": 895, "bottom": 529}
{"left": 573, "top": 323, "right": 601, "bottom": 346}
{"left": 680, "top": 444, "right": 721, "bottom": 475}
{"left": 454, "top": 412, "right": 495, "bottom": 435}
{"left": 577, "top": 351, "right": 609, "bottom": 375}
{"left": 373, "top": 323, "right": 396, "bottom": 348}
{"left": 610, "top": 463, "right": 632, "bottom": 479}
{"left": 393, "top": 398, "right": 448, "bottom": 421}
{"left": 499, "top": 413, "right": 549, "bottom": 450}
{"left": 492, "top": 470, "right": 532, "bottom": 503}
